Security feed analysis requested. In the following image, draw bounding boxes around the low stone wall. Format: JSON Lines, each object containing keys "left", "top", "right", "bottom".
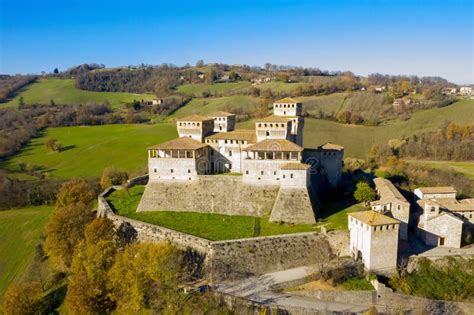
{"left": 98, "top": 183, "right": 349, "bottom": 282}
{"left": 291, "top": 289, "right": 376, "bottom": 306}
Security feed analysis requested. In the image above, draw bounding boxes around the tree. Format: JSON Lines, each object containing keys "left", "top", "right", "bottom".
{"left": 44, "top": 138, "right": 63, "bottom": 152}
{"left": 354, "top": 181, "right": 376, "bottom": 204}
{"left": 400, "top": 80, "right": 411, "bottom": 93}
{"left": 50, "top": 99, "right": 56, "bottom": 106}
{"left": 100, "top": 167, "right": 128, "bottom": 190}
{"left": 55, "top": 179, "right": 97, "bottom": 209}
{"left": 195, "top": 59, "right": 204, "bottom": 67}
{"left": 107, "top": 242, "right": 182, "bottom": 313}
{"left": 44, "top": 202, "right": 95, "bottom": 270}
{"left": 65, "top": 218, "right": 117, "bottom": 314}
{"left": 3, "top": 282, "right": 43, "bottom": 315}
{"left": 18, "top": 96, "right": 25, "bottom": 107}
{"left": 53, "top": 68, "right": 59, "bottom": 74}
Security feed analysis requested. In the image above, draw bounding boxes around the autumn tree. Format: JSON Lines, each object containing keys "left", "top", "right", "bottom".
{"left": 55, "top": 179, "right": 97, "bottom": 209}
{"left": 65, "top": 218, "right": 117, "bottom": 314}
{"left": 3, "top": 282, "right": 43, "bottom": 315}
{"left": 100, "top": 167, "right": 129, "bottom": 190}
{"left": 44, "top": 202, "right": 94, "bottom": 270}
{"left": 107, "top": 242, "right": 182, "bottom": 313}
{"left": 354, "top": 181, "right": 376, "bottom": 205}
{"left": 44, "top": 138, "right": 63, "bottom": 152}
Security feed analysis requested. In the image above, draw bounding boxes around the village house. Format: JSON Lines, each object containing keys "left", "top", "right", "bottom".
{"left": 348, "top": 210, "right": 400, "bottom": 273}
{"left": 370, "top": 178, "right": 410, "bottom": 240}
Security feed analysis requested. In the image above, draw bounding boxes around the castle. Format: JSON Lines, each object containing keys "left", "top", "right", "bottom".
{"left": 138, "top": 98, "right": 344, "bottom": 224}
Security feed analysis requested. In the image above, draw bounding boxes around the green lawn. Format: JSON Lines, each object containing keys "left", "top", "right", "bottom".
{"left": 106, "top": 186, "right": 318, "bottom": 241}
{"left": 176, "top": 81, "right": 251, "bottom": 97}
{"left": 168, "top": 95, "right": 261, "bottom": 119}
{"left": 0, "top": 206, "right": 54, "bottom": 300}
{"left": 2, "top": 79, "right": 155, "bottom": 108}
{"left": 318, "top": 200, "right": 366, "bottom": 230}
{"left": 0, "top": 123, "right": 177, "bottom": 179}
{"left": 404, "top": 160, "right": 474, "bottom": 179}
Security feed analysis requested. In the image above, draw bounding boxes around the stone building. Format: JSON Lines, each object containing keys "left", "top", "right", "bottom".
{"left": 370, "top": 178, "right": 410, "bottom": 240}
{"left": 141, "top": 98, "right": 344, "bottom": 224}
{"left": 348, "top": 210, "right": 400, "bottom": 274}
{"left": 413, "top": 186, "right": 473, "bottom": 248}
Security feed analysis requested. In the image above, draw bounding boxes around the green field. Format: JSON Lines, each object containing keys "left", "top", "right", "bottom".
{"left": 176, "top": 81, "right": 251, "bottom": 97}
{"left": 239, "top": 98, "right": 474, "bottom": 158}
{"left": 168, "top": 95, "right": 261, "bottom": 119}
{"left": 404, "top": 160, "right": 474, "bottom": 179}
{"left": 2, "top": 79, "right": 155, "bottom": 108}
{"left": 106, "top": 186, "right": 318, "bottom": 240}
{"left": 1, "top": 124, "right": 177, "bottom": 178}
{"left": 0, "top": 206, "right": 54, "bottom": 299}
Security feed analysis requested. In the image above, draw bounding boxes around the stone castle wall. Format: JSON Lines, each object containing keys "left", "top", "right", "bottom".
{"left": 137, "top": 176, "right": 280, "bottom": 217}
{"left": 98, "top": 185, "right": 349, "bottom": 281}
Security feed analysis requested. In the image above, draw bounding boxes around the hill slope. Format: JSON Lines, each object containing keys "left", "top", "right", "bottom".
{"left": 2, "top": 79, "right": 155, "bottom": 108}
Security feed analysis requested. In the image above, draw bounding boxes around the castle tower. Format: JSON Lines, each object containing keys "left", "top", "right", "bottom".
{"left": 177, "top": 115, "right": 214, "bottom": 142}
{"left": 208, "top": 111, "right": 236, "bottom": 132}
{"left": 273, "top": 98, "right": 304, "bottom": 146}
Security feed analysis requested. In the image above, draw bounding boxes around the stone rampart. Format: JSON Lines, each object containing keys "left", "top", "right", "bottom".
{"left": 98, "top": 181, "right": 349, "bottom": 281}
{"left": 137, "top": 176, "right": 279, "bottom": 217}
{"left": 270, "top": 187, "right": 316, "bottom": 224}
{"left": 291, "top": 289, "right": 376, "bottom": 305}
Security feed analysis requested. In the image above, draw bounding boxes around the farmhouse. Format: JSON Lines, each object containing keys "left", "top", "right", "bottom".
{"left": 348, "top": 210, "right": 399, "bottom": 273}
{"left": 414, "top": 186, "right": 473, "bottom": 248}
{"left": 139, "top": 98, "right": 344, "bottom": 224}
{"left": 370, "top": 177, "right": 410, "bottom": 240}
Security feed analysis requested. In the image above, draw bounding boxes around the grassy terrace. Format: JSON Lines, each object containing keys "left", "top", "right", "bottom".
{"left": 0, "top": 206, "right": 54, "bottom": 299}
{"left": 2, "top": 79, "right": 155, "bottom": 108}
{"left": 176, "top": 81, "right": 251, "bottom": 97}
{"left": 107, "top": 186, "right": 319, "bottom": 240}
{"left": 106, "top": 186, "right": 363, "bottom": 241}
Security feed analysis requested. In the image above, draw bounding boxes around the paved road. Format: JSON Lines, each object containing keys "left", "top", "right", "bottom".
{"left": 214, "top": 266, "right": 371, "bottom": 313}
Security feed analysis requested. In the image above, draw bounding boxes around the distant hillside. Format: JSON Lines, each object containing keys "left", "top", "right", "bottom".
{"left": 3, "top": 79, "right": 154, "bottom": 108}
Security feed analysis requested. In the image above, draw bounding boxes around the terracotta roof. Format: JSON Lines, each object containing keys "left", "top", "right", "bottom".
{"left": 320, "top": 143, "right": 344, "bottom": 151}
{"left": 177, "top": 115, "right": 214, "bottom": 122}
{"left": 244, "top": 139, "right": 303, "bottom": 152}
{"left": 435, "top": 198, "right": 474, "bottom": 212}
{"left": 205, "top": 130, "right": 256, "bottom": 143}
{"left": 373, "top": 178, "right": 408, "bottom": 203}
{"left": 274, "top": 97, "right": 301, "bottom": 104}
{"left": 417, "top": 186, "right": 457, "bottom": 194}
{"left": 207, "top": 111, "right": 235, "bottom": 117}
{"left": 280, "top": 162, "right": 310, "bottom": 170}
{"left": 255, "top": 115, "right": 292, "bottom": 123}
{"left": 349, "top": 210, "right": 400, "bottom": 226}
{"left": 148, "top": 137, "right": 208, "bottom": 150}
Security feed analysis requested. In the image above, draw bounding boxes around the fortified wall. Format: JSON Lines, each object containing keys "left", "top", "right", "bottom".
{"left": 98, "top": 186, "right": 349, "bottom": 281}
{"left": 137, "top": 175, "right": 316, "bottom": 223}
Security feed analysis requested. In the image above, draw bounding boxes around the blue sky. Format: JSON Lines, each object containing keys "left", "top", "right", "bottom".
{"left": 1, "top": 0, "right": 473, "bottom": 84}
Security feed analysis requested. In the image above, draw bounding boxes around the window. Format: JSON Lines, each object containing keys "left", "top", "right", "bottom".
{"left": 154, "top": 168, "right": 157, "bottom": 173}
{"left": 397, "top": 205, "right": 401, "bottom": 210}
{"left": 283, "top": 175, "right": 285, "bottom": 179}
{"left": 273, "top": 171, "right": 276, "bottom": 175}
{"left": 266, "top": 131, "right": 270, "bottom": 136}
{"left": 188, "top": 169, "right": 191, "bottom": 173}
{"left": 261, "top": 171, "right": 264, "bottom": 175}
{"left": 290, "top": 173, "right": 293, "bottom": 178}
{"left": 246, "top": 170, "right": 249, "bottom": 174}
{"left": 229, "top": 150, "right": 232, "bottom": 157}
{"left": 170, "top": 169, "right": 174, "bottom": 173}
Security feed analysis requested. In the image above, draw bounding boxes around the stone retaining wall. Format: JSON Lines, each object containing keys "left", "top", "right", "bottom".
{"left": 291, "top": 289, "right": 376, "bottom": 305}
{"left": 98, "top": 184, "right": 349, "bottom": 282}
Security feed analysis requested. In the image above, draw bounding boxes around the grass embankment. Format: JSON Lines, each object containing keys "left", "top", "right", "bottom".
{"left": 0, "top": 206, "right": 54, "bottom": 300}
{"left": 404, "top": 160, "right": 474, "bottom": 180}
{"left": 106, "top": 186, "right": 318, "bottom": 241}
{"left": 1, "top": 123, "right": 177, "bottom": 178}
{"left": 2, "top": 79, "right": 155, "bottom": 108}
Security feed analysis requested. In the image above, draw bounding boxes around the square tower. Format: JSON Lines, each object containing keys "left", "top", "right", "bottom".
{"left": 255, "top": 116, "right": 292, "bottom": 143}
{"left": 273, "top": 97, "right": 303, "bottom": 117}
{"left": 208, "top": 111, "right": 236, "bottom": 132}
{"left": 177, "top": 115, "right": 214, "bottom": 142}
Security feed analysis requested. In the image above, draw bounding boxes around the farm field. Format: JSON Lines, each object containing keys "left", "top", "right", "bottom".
{"left": 106, "top": 186, "right": 317, "bottom": 240}
{"left": 2, "top": 79, "right": 155, "bottom": 108}
{"left": 1, "top": 123, "right": 177, "bottom": 179}
{"left": 176, "top": 81, "right": 251, "bottom": 97}
{"left": 404, "top": 160, "right": 474, "bottom": 179}
{"left": 168, "top": 95, "right": 261, "bottom": 119}
{"left": 239, "top": 98, "right": 474, "bottom": 158}
{"left": 0, "top": 206, "right": 54, "bottom": 300}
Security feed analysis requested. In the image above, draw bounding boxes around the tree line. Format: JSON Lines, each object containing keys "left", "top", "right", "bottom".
{"left": 0, "top": 75, "right": 37, "bottom": 103}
